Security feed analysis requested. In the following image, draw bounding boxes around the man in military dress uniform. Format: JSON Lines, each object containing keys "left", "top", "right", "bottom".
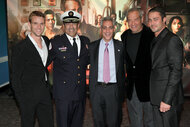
{"left": 49, "top": 10, "right": 90, "bottom": 127}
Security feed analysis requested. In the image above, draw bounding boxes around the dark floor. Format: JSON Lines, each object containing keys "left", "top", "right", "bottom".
{"left": 0, "top": 85, "right": 190, "bottom": 127}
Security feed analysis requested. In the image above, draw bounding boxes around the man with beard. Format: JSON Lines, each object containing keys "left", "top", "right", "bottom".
{"left": 148, "top": 6, "right": 184, "bottom": 127}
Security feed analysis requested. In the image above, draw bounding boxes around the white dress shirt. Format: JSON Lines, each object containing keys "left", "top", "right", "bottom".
{"left": 98, "top": 39, "right": 117, "bottom": 83}
{"left": 66, "top": 34, "right": 81, "bottom": 56}
{"left": 28, "top": 34, "right": 48, "bottom": 80}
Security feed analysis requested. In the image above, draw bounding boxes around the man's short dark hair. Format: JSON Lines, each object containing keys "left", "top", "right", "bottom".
{"left": 60, "top": 0, "right": 82, "bottom": 12}
{"left": 29, "top": 11, "right": 45, "bottom": 23}
{"left": 148, "top": 6, "right": 166, "bottom": 20}
{"left": 44, "top": 9, "right": 54, "bottom": 17}
{"left": 100, "top": 16, "right": 115, "bottom": 27}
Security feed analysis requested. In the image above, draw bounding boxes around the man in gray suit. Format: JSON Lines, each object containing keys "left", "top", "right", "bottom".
{"left": 148, "top": 6, "right": 184, "bottom": 127}
{"left": 88, "top": 17, "right": 125, "bottom": 127}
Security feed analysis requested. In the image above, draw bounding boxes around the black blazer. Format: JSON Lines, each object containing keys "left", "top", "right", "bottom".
{"left": 150, "top": 28, "right": 184, "bottom": 106}
{"left": 88, "top": 39, "right": 125, "bottom": 102}
{"left": 121, "top": 25, "right": 154, "bottom": 102}
{"left": 49, "top": 34, "right": 90, "bottom": 101}
{"left": 11, "top": 36, "right": 50, "bottom": 101}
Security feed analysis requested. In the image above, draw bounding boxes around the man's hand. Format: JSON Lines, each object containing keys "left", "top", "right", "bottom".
{"left": 186, "top": 64, "right": 190, "bottom": 69}
{"left": 160, "top": 101, "right": 171, "bottom": 112}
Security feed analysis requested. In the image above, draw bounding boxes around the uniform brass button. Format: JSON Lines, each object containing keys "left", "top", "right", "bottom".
{"left": 78, "top": 81, "right": 80, "bottom": 84}
{"left": 63, "top": 56, "right": 66, "bottom": 59}
{"left": 78, "top": 74, "right": 80, "bottom": 76}
{"left": 133, "top": 66, "right": 135, "bottom": 69}
{"left": 78, "top": 66, "right": 80, "bottom": 69}
{"left": 63, "top": 81, "right": 66, "bottom": 84}
{"left": 77, "top": 59, "right": 80, "bottom": 61}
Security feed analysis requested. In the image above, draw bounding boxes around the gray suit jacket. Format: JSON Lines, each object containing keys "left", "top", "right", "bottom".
{"left": 150, "top": 28, "right": 184, "bottom": 106}
{"left": 88, "top": 39, "right": 125, "bottom": 102}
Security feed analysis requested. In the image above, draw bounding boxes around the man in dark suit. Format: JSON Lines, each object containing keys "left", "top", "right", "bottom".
{"left": 89, "top": 17, "right": 125, "bottom": 127}
{"left": 49, "top": 10, "right": 89, "bottom": 127}
{"left": 11, "top": 11, "right": 54, "bottom": 127}
{"left": 148, "top": 7, "right": 184, "bottom": 127}
{"left": 121, "top": 8, "right": 154, "bottom": 127}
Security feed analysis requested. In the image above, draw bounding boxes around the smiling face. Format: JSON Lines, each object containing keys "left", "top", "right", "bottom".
{"left": 64, "top": 22, "right": 79, "bottom": 37}
{"left": 171, "top": 18, "right": 181, "bottom": 34}
{"left": 101, "top": 20, "right": 114, "bottom": 42}
{"left": 148, "top": 11, "right": 166, "bottom": 37}
{"left": 127, "top": 10, "right": 143, "bottom": 34}
{"left": 29, "top": 16, "right": 45, "bottom": 37}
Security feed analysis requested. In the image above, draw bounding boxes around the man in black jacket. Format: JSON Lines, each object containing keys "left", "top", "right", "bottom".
{"left": 121, "top": 8, "right": 154, "bottom": 127}
{"left": 12, "top": 11, "right": 54, "bottom": 127}
{"left": 148, "top": 6, "right": 184, "bottom": 127}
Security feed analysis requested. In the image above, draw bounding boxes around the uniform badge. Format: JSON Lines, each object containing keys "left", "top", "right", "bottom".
{"left": 68, "top": 11, "right": 74, "bottom": 17}
{"left": 59, "top": 46, "right": 67, "bottom": 52}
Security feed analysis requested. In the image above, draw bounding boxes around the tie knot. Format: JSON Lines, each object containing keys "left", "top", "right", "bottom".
{"left": 105, "top": 43, "right": 109, "bottom": 47}
{"left": 73, "top": 38, "right": 76, "bottom": 42}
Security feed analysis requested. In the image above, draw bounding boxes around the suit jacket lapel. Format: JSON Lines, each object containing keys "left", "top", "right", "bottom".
{"left": 79, "top": 36, "right": 88, "bottom": 57}
{"left": 113, "top": 40, "right": 120, "bottom": 73}
{"left": 79, "top": 36, "right": 84, "bottom": 57}
{"left": 94, "top": 40, "right": 101, "bottom": 81}
{"left": 42, "top": 36, "right": 50, "bottom": 67}
{"left": 61, "top": 34, "right": 78, "bottom": 58}
{"left": 151, "top": 28, "right": 169, "bottom": 66}
{"left": 62, "top": 34, "right": 72, "bottom": 47}
{"left": 26, "top": 36, "right": 45, "bottom": 67}
{"left": 151, "top": 38, "right": 161, "bottom": 65}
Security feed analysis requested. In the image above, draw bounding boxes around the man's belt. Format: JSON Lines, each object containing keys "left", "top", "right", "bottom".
{"left": 97, "top": 82, "right": 116, "bottom": 87}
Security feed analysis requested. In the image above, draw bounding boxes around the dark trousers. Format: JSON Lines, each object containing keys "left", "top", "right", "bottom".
{"left": 91, "top": 84, "right": 122, "bottom": 127}
{"left": 55, "top": 99, "right": 85, "bottom": 127}
{"left": 17, "top": 89, "right": 54, "bottom": 127}
{"left": 152, "top": 105, "right": 178, "bottom": 127}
